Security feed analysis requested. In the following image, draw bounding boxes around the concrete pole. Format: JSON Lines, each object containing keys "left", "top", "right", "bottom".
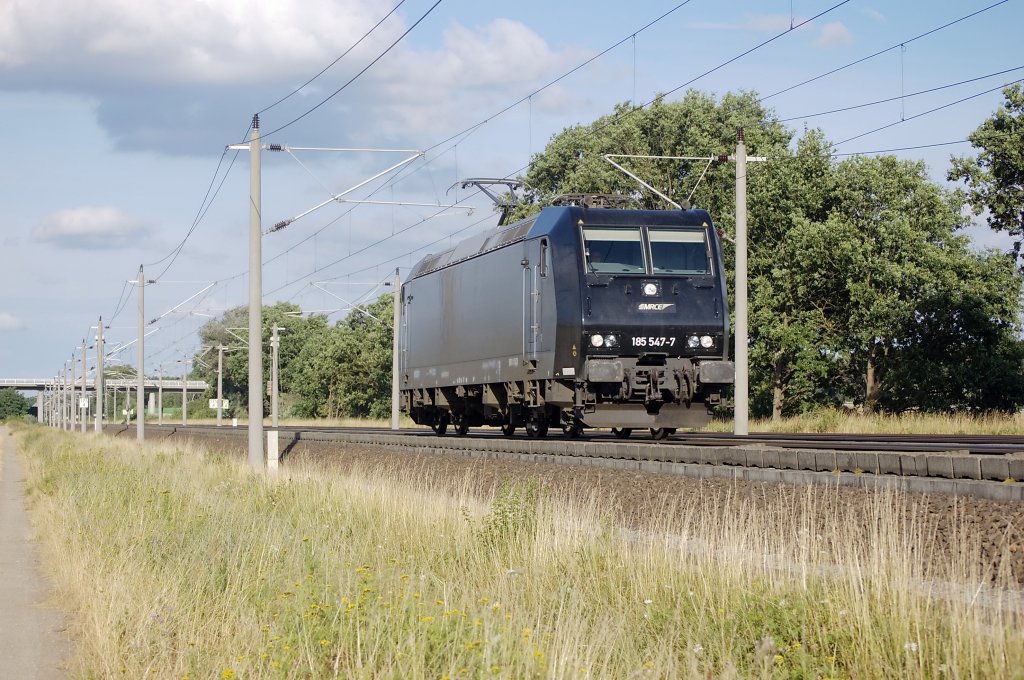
{"left": 391, "top": 268, "right": 401, "bottom": 430}
{"left": 68, "top": 363, "right": 74, "bottom": 430}
{"left": 62, "top": 363, "right": 69, "bottom": 430}
{"left": 158, "top": 366, "right": 163, "bottom": 425}
{"left": 217, "top": 346, "right": 224, "bottom": 427}
{"left": 137, "top": 265, "right": 145, "bottom": 442}
{"left": 95, "top": 317, "right": 104, "bottom": 433}
{"left": 70, "top": 354, "right": 77, "bottom": 431}
{"left": 81, "top": 339, "right": 87, "bottom": 433}
{"left": 182, "top": 356, "right": 188, "bottom": 426}
{"left": 247, "top": 114, "right": 265, "bottom": 470}
{"left": 734, "top": 129, "right": 749, "bottom": 436}
{"left": 271, "top": 324, "right": 280, "bottom": 428}
{"left": 69, "top": 364, "right": 74, "bottom": 430}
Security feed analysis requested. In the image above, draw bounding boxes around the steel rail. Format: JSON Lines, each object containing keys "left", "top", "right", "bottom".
{"left": 106, "top": 424, "right": 1024, "bottom": 502}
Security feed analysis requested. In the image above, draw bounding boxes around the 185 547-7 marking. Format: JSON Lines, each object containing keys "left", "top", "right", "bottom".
{"left": 632, "top": 336, "right": 676, "bottom": 347}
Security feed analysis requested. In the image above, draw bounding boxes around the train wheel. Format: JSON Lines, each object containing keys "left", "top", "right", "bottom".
{"left": 431, "top": 421, "right": 448, "bottom": 436}
{"left": 562, "top": 422, "right": 583, "bottom": 438}
{"left": 455, "top": 418, "right": 469, "bottom": 436}
{"left": 649, "top": 428, "right": 674, "bottom": 440}
{"left": 525, "top": 419, "right": 548, "bottom": 439}
{"left": 501, "top": 423, "right": 516, "bottom": 437}
{"left": 611, "top": 427, "right": 632, "bottom": 439}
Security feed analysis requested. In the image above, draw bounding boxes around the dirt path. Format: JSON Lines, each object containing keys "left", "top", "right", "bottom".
{"left": 0, "top": 427, "right": 70, "bottom": 678}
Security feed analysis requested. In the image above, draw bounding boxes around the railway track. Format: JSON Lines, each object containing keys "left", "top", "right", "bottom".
{"left": 112, "top": 424, "right": 1024, "bottom": 502}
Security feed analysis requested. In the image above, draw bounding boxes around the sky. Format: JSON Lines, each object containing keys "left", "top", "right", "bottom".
{"left": 0, "top": 0, "right": 1020, "bottom": 382}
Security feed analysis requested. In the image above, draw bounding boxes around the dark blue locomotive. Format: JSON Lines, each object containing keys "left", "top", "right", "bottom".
{"left": 399, "top": 202, "right": 734, "bottom": 439}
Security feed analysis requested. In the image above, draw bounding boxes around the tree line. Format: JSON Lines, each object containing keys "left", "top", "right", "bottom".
{"left": 189, "top": 86, "right": 1024, "bottom": 420}
{"left": 0, "top": 388, "right": 34, "bottom": 420}
{"left": 191, "top": 296, "right": 393, "bottom": 420}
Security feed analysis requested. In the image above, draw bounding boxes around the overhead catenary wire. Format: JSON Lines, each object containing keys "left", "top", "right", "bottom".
{"left": 254, "top": 0, "right": 445, "bottom": 140}
{"left": 266, "top": 190, "right": 488, "bottom": 298}
{"left": 832, "top": 139, "right": 971, "bottom": 156}
{"left": 257, "top": 0, "right": 409, "bottom": 116}
{"left": 415, "top": 0, "right": 700, "bottom": 156}
{"left": 761, "top": 0, "right": 1010, "bottom": 101}
{"left": 778, "top": 65, "right": 1024, "bottom": 122}
{"left": 301, "top": 1, "right": 1007, "bottom": 301}
{"left": 252, "top": 0, "right": 854, "bottom": 299}
{"left": 834, "top": 78, "right": 1024, "bottom": 147}
{"left": 145, "top": 148, "right": 241, "bottom": 282}
{"left": 106, "top": 279, "right": 134, "bottom": 327}
{"left": 191, "top": 0, "right": 802, "bottom": 302}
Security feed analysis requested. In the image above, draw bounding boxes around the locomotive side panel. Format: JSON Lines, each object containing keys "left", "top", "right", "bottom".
{"left": 402, "top": 238, "right": 557, "bottom": 389}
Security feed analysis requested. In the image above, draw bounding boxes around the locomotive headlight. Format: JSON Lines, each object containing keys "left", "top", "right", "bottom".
{"left": 604, "top": 334, "right": 619, "bottom": 348}
{"left": 642, "top": 282, "right": 658, "bottom": 296}
{"left": 687, "top": 335, "right": 700, "bottom": 348}
{"left": 590, "top": 333, "right": 605, "bottom": 347}
{"left": 700, "top": 335, "right": 714, "bottom": 348}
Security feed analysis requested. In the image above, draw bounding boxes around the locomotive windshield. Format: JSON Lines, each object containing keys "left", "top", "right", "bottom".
{"left": 583, "top": 227, "right": 646, "bottom": 274}
{"left": 650, "top": 229, "right": 711, "bottom": 274}
{"left": 583, "top": 225, "right": 711, "bottom": 275}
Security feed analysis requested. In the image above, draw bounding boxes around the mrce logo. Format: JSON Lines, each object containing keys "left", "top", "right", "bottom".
{"left": 637, "top": 303, "right": 675, "bottom": 311}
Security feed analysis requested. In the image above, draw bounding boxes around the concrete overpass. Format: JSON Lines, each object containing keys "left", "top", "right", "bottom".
{"left": 2, "top": 378, "right": 212, "bottom": 426}
{"left": 0, "top": 378, "right": 208, "bottom": 392}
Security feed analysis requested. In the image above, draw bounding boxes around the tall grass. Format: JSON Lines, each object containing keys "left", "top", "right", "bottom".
{"left": 14, "top": 426, "right": 1023, "bottom": 679}
{"left": 706, "top": 408, "right": 1024, "bottom": 435}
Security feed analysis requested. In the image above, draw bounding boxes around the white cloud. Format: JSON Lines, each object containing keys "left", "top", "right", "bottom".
{"left": 688, "top": 14, "right": 796, "bottom": 32}
{"left": 365, "top": 19, "right": 586, "bottom": 137}
{"left": 32, "top": 205, "right": 150, "bottom": 249}
{"left": 862, "top": 7, "right": 886, "bottom": 23}
{"left": 0, "top": 3, "right": 583, "bottom": 155}
{"left": 0, "top": 0, "right": 397, "bottom": 86}
{"left": 815, "top": 22, "right": 854, "bottom": 48}
{"left": 0, "top": 312, "right": 25, "bottom": 331}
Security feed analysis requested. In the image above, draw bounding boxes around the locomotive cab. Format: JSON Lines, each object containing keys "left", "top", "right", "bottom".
{"left": 571, "top": 213, "right": 733, "bottom": 435}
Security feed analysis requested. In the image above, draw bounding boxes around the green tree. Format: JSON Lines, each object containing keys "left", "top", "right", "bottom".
{"left": 192, "top": 302, "right": 329, "bottom": 415}
{"left": 287, "top": 295, "right": 394, "bottom": 419}
{"left": 0, "top": 388, "right": 32, "bottom": 419}
{"left": 519, "top": 90, "right": 792, "bottom": 222}
{"left": 747, "top": 128, "right": 848, "bottom": 418}
{"left": 828, "top": 155, "right": 970, "bottom": 410}
{"left": 949, "top": 84, "right": 1024, "bottom": 263}
{"left": 880, "top": 250, "right": 1024, "bottom": 412}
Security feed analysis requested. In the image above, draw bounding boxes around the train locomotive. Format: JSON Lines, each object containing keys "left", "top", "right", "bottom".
{"left": 399, "top": 199, "right": 734, "bottom": 439}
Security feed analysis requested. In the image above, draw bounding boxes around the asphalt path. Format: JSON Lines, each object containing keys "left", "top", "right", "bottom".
{"left": 0, "top": 426, "right": 69, "bottom": 678}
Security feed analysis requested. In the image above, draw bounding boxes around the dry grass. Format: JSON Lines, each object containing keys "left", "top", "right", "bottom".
{"left": 705, "top": 408, "right": 1024, "bottom": 435}
{"left": 12, "top": 425, "right": 1024, "bottom": 679}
